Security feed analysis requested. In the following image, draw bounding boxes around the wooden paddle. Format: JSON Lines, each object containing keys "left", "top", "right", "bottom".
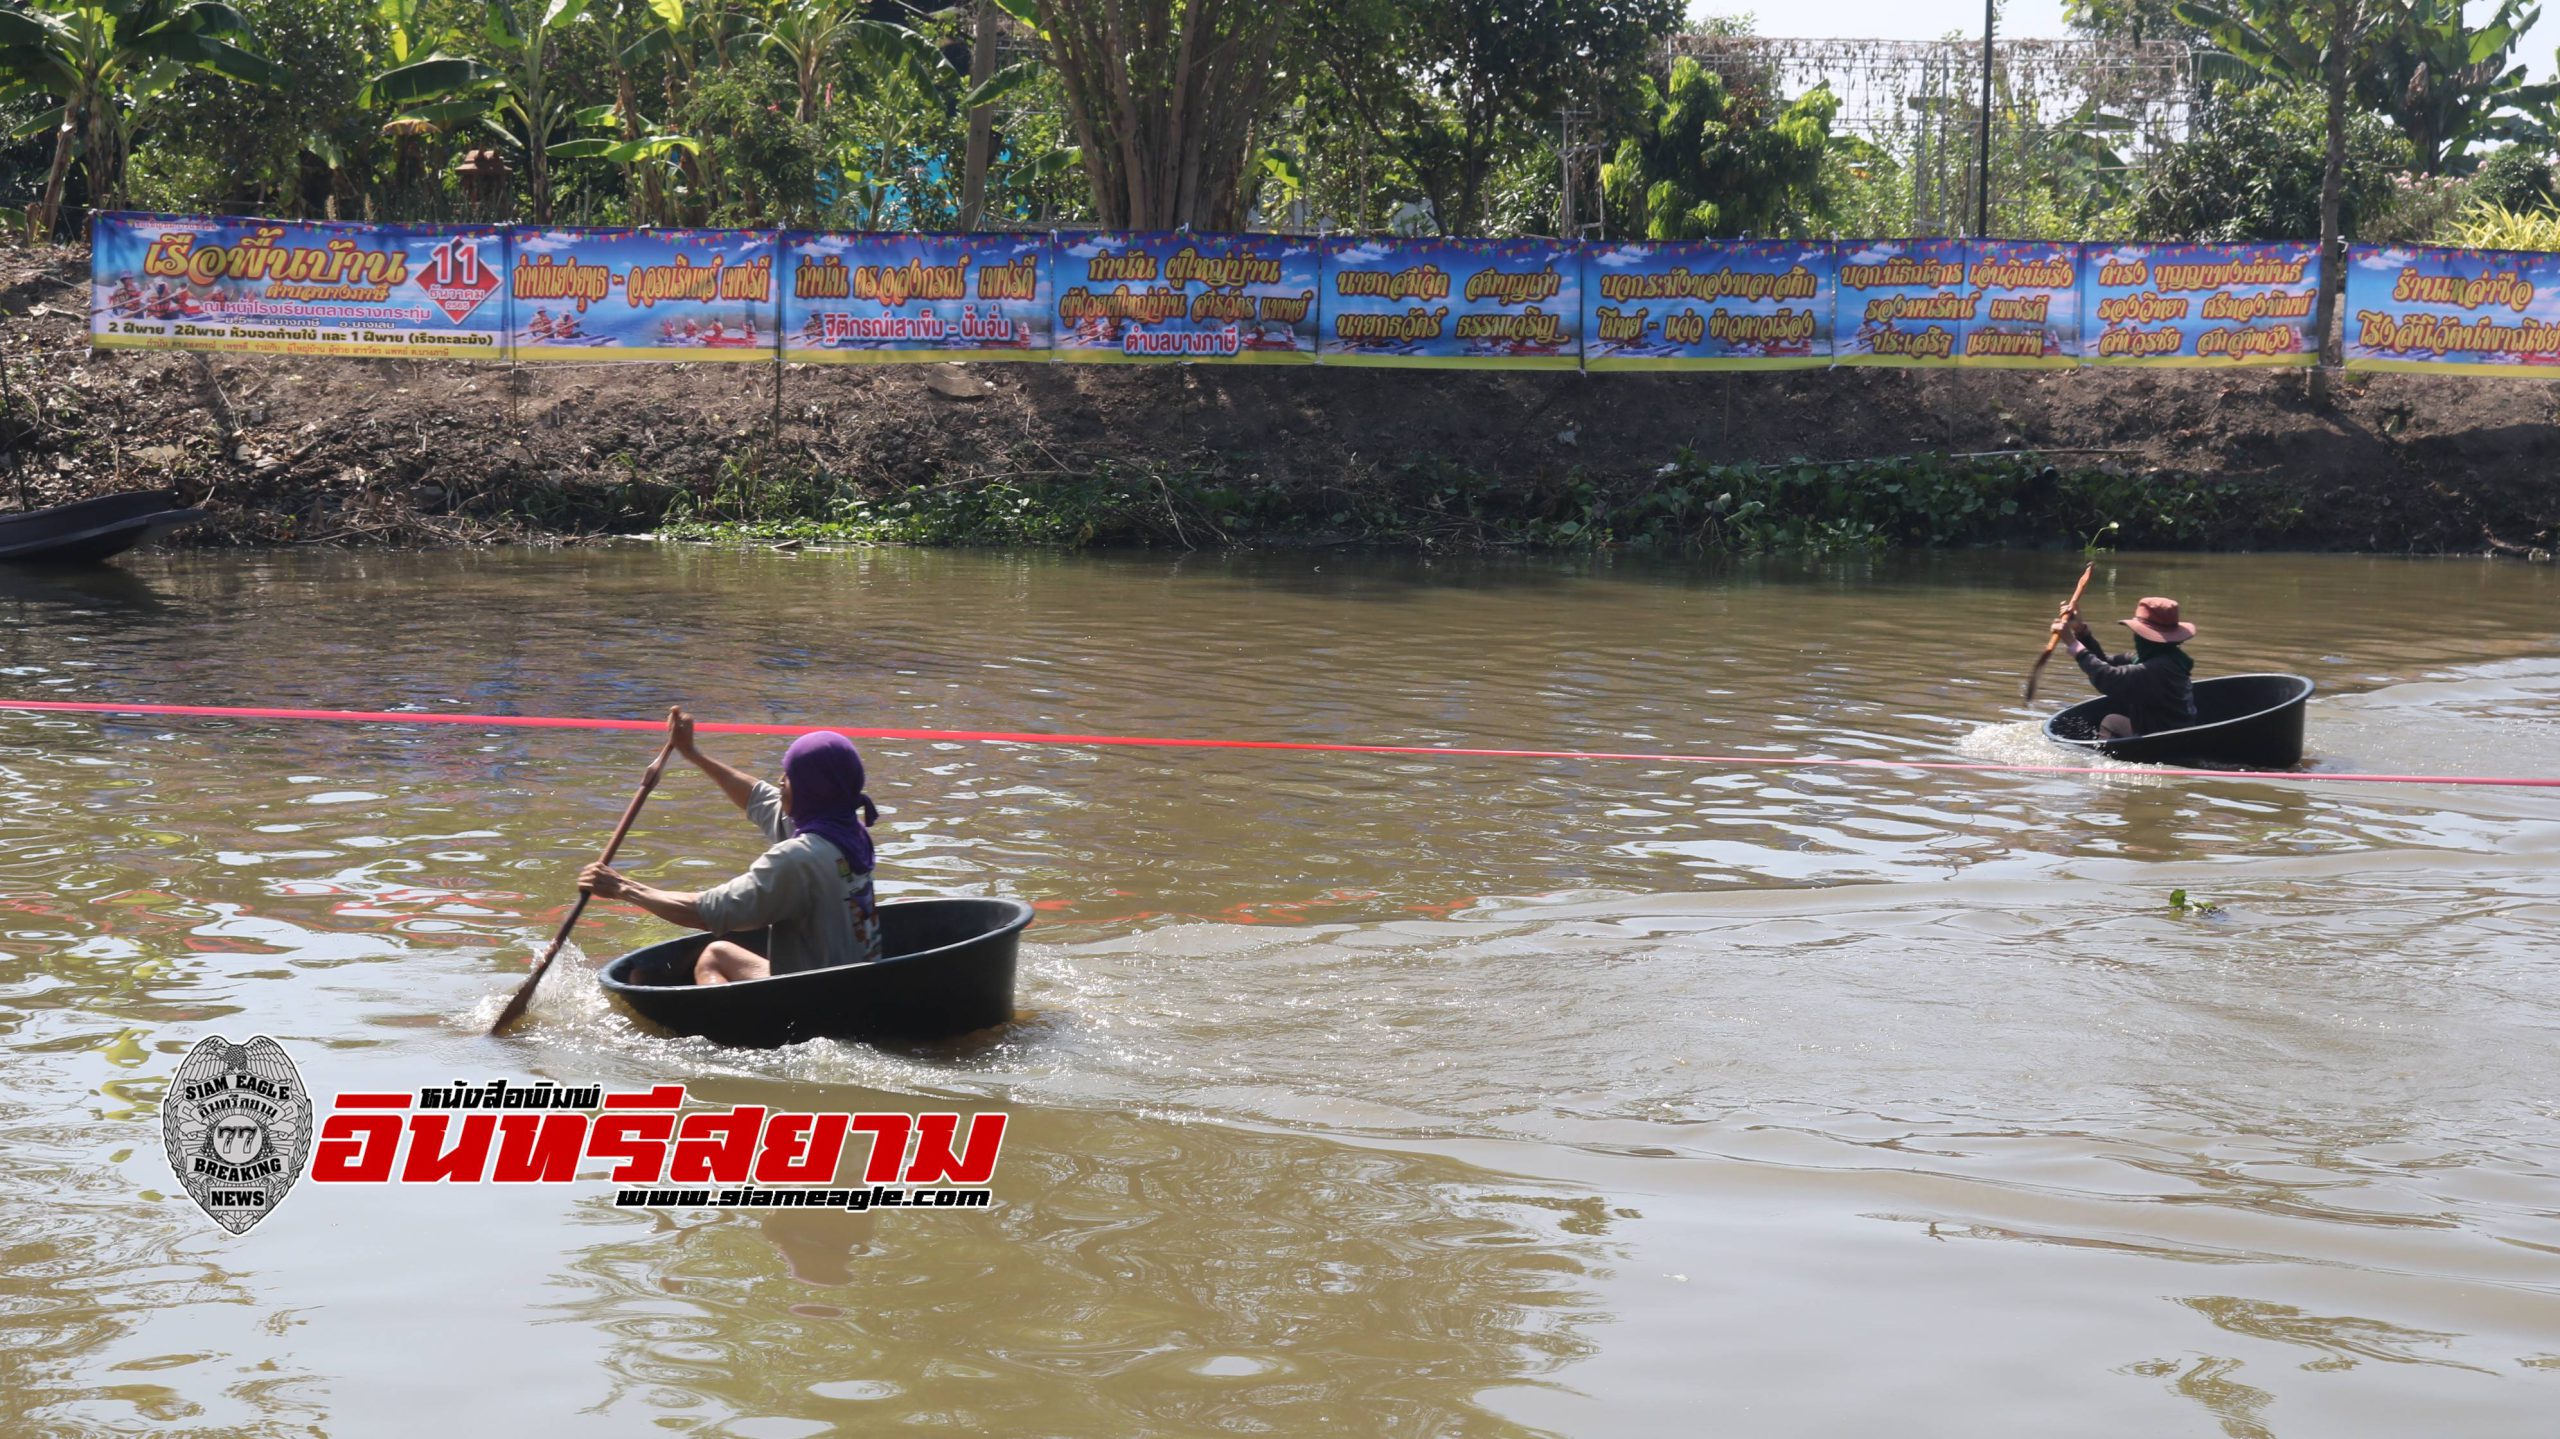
{"left": 489, "top": 729, "right": 679, "bottom": 1036}
{"left": 2022, "top": 561, "right": 2098, "bottom": 703}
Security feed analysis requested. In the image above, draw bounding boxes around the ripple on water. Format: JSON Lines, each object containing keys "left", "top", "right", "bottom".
{"left": 8, "top": 548, "right": 2560, "bottom": 1434}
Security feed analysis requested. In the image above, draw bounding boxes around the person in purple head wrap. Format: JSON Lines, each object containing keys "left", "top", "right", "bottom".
{"left": 583, "top": 708, "right": 883, "bottom": 985}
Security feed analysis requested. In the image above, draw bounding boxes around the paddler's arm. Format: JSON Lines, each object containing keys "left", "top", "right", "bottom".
{"left": 579, "top": 863, "right": 708, "bottom": 930}
{"left": 2053, "top": 616, "right": 2129, "bottom": 690}
{"left": 666, "top": 706, "right": 763, "bottom": 813}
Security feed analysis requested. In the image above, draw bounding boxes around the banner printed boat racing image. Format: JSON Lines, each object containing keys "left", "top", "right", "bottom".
{"left": 508, "top": 227, "right": 779, "bottom": 362}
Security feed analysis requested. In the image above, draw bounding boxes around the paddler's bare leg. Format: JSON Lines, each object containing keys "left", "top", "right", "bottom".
{"left": 694, "top": 939, "right": 771, "bottom": 986}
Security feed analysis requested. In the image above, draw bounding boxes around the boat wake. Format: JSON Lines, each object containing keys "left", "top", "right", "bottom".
{"left": 450, "top": 937, "right": 1040, "bottom": 1101}
{"left": 1954, "top": 719, "right": 2162, "bottom": 778}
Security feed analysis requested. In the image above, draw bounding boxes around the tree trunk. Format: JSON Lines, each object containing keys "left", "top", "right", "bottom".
{"left": 86, "top": 100, "right": 122, "bottom": 216}
{"left": 2312, "top": 0, "right": 2353, "bottom": 391}
{"left": 29, "top": 108, "right": 79, "bottom": 242}
{"left": 608, "top": 18, "right": 662, "bottom": 226}
{"left": 1036, "top": 0, "right": 1294, "bottom": 231}
{"left": 960, "top": 0, "right": 999, "bottom": 229}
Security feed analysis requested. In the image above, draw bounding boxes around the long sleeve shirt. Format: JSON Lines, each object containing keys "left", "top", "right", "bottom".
{"left": 2071, "top": 638, "right": 2197, "bottom": 735}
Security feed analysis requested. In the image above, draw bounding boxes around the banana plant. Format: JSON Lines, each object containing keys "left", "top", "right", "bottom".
{"left": 2172, "top": 0, "right": 2325, "bottom": 83}
{"left": 367, "top": 0, "right": 595, "bottom": 222}
{"left": 758, "top": 1, "right": 973, "bottom": 121}
{"left": 0, "top": 0, "right": 285, "bottom": 240}
{"left": 753, "top": 0, "right": 863, "bottom": 123}
{"left": 2176, "top": 0, "right": 2548, "bottom": 173}
{"left": 2359, "top": 0, "right": 2550, "bottom": 173}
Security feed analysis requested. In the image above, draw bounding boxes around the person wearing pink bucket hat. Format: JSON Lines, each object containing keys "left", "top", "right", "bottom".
{"left": 2050, "top": 596, "right": 2199, "bottom": 739}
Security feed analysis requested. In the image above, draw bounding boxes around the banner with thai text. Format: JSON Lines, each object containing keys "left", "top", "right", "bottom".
{"left": 1051, "top": 232, "right": 1318, "bottom": 363}
{"left": 2345, "top": 243, "right": 2560, "bottom": 375}
{"left": 1833, "top": 239, "right": 1971, "bottom": 366}
{"left": 94, "top": 213, "right": 2560, "bottom": 384}
{"left": 1962, "top": 241, "right": 2082, "bottom": 366}
{"left": 509, "top": 227, "right": 778, "bottom": 362}
{"left": 90, "top": 212, "right": 508, "bottom": 360}
{"left": 2082, "top": 242, "right": 2318, "bottom": 367}
{"left": 781, "top": 232, "right": 1050, "bottom": 363}
{"left": 1580, "top": 240, "right": 1831, "bottom": 370}
{"left": 1323, "top": 237, "right": 1580, "bottom": 368}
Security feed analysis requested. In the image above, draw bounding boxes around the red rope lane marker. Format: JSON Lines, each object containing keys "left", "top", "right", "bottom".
{"left": 1, "top": 695, "right": 2555, "bottom": 790}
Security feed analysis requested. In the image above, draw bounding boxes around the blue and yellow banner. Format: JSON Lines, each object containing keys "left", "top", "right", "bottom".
{"left": 1962, "top": 241, "right": 2082, "bottom": 367}
{"left": 1833, "top": 239, "right": 1970, "bottom": 366}
{"left": 2345, "top": 243, "right": 2560, "bottom": 376}
{"left": 2082, "top": 242, "right": 2318, "bottom": 367}
{"left": 87, "top": 212, "right": 2560, "bottom": 382}
{"left": 1051, "top": 232, "right": 1318, "bottom": 363}
{"left": 509, "top": 227, "right": 777, "bottom": 362}
{"left": 91, "top": 212, "right": 508, "bottom": 360}
{"left": 1580, "top": 240, "right": 1830, "bottom": 370}
{"left": 1322, "top": 238, "right": 1579, "bottom": 368}
{"left": 781, "top": 232, "right": 1050, "bottom": 363}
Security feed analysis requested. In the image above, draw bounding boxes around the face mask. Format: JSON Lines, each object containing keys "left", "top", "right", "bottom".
{"left": 2133, "top": 636, "right": 2194, "bottom": 673}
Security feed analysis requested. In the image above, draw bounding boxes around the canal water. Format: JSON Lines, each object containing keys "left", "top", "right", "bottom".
{"left": 1, "top": 546, "right": 2555, "bottom": 1436}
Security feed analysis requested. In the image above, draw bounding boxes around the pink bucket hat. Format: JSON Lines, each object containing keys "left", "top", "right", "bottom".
{"left": 2122, "top": 596, "right": 2197, "bottom": 645}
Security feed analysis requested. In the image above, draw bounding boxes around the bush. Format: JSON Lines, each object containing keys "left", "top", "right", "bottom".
{"left": 1602, "top": 57, "right": 1837, "bottom": 239}
{"left": 120, "top": 0, "right": 388, "bottom": 219}
{"left": 2133, "top": 83, "right": 2409, "bottom": 242}
{"left": 2362, "top": 171, "right": 2471, "bottom": 244}
{"left": 2467, "top": 145, "right": 2558, "bottom": 213}
{"left": 654, "top": 450, "right": 2306, "bottom": 554}
{"left": 679, "top": 72, "right": 829, "bottom": 228}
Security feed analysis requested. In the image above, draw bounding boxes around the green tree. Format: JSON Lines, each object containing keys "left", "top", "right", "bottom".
{"left": 0, "top": 0, "right": 284, "bottom": 239}
{"left": 1286, "top": 0, "right": 1434, "bottom": 232}
{"left": 121, "top": 0, "right": 386, "bottom": 219}
{"left": 2177, "top": 0, "right": 2546, "bottom": 175}
{"left": 1020, "top": 0, "right": 1299, "bottom": 229}
{"left": 2132, "top": 81, "right": 2407, "bottom": 240}
{"left": 2468, "top": 137, "right": 2556, "bottom": 209}
{"left": 1600, "top": 56, "right": 1835, "bottom": 239}
{"left": 1401, "top": 0, "right": 1679, "bottom": 237}
{"left": 676, "top": 66, "right": 820, "bottom": 224}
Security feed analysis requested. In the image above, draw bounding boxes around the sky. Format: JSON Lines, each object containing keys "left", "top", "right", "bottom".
{"left": 1685, "top": 1, "right": 2555, "bottom": 76}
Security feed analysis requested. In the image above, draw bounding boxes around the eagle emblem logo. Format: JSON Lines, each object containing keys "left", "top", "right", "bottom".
{"left": 161, "top": 1036, "right": 313, "bottom": 1234}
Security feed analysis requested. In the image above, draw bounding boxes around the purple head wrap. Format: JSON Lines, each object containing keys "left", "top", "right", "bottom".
{"left": 781, "top": 731, "right": 877, "bottom": 873}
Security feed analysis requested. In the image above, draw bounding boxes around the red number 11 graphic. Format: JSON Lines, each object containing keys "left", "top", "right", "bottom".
{"left": 428, "top": 240, "right": 484, "bottom": 288}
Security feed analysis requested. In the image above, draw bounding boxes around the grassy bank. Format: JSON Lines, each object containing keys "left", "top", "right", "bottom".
{"left": 654, "top": 449, "right": 2310, "bottom": 554}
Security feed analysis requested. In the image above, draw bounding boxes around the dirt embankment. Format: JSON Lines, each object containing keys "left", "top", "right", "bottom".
{"left": 5, "top": 242, "right": 2557, "bottom": 552}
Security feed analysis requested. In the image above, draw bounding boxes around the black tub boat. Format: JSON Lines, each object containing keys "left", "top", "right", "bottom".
{"left": 2044, "top": 672, "right": 2315, "bottom": 769}
{"left": 0, "top": 490, "right": 206, "bottom": 564}
{"left": 597, "top": 897, "right": 1032, "bottom": 1047}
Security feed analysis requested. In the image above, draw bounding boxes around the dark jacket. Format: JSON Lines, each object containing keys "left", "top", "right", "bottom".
{"left": 2072, "top": 639, "right": 2196, "bottom": 734}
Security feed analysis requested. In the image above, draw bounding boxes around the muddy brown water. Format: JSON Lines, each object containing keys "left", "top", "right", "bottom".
{"left": 1, "top": 546, "right": 2556, "bottom": 1436}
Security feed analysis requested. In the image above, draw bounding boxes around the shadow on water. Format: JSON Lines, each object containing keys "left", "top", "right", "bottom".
{"left": 0, "top": 562, "right": 177, "bottom": 621}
